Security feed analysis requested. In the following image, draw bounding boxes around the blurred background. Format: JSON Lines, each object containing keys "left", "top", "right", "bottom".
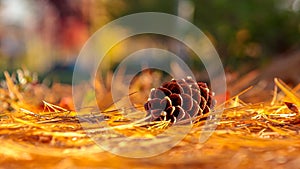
{"left": 0, "top": 0, "right": 299, "bottom": 87}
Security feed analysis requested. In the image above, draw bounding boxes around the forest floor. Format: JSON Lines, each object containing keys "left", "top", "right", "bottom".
{"left": 0, "top": 57, "right": 300, "bottom": 169}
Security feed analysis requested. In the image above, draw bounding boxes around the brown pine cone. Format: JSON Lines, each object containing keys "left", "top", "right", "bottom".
{"left": 144, "top": 76, "right": 214, "bottom": 123}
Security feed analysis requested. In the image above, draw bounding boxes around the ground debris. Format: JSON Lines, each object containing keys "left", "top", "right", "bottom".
{"left": 1, "top": 73, "right": 300, "bottom": 169}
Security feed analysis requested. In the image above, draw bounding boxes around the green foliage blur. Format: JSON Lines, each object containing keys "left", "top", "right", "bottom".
{"left": 193, "top": 0, "right": 300, "bottom": 71}
{"left": 117, "top": 0, "right": 300, "bottom": 72}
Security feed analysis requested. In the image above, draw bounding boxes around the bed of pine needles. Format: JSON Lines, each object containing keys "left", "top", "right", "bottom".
{"left": 0, "top": 69, "right": 300, "bottom": 169}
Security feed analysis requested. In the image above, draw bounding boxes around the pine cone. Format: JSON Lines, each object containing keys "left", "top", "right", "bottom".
{"left": 144, "top": 76, "right": 214, "bottom": 123}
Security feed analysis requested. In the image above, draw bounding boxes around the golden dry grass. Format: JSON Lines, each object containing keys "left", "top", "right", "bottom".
{"left": 0, "top": 70, "right": 300, "bottom": 169}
